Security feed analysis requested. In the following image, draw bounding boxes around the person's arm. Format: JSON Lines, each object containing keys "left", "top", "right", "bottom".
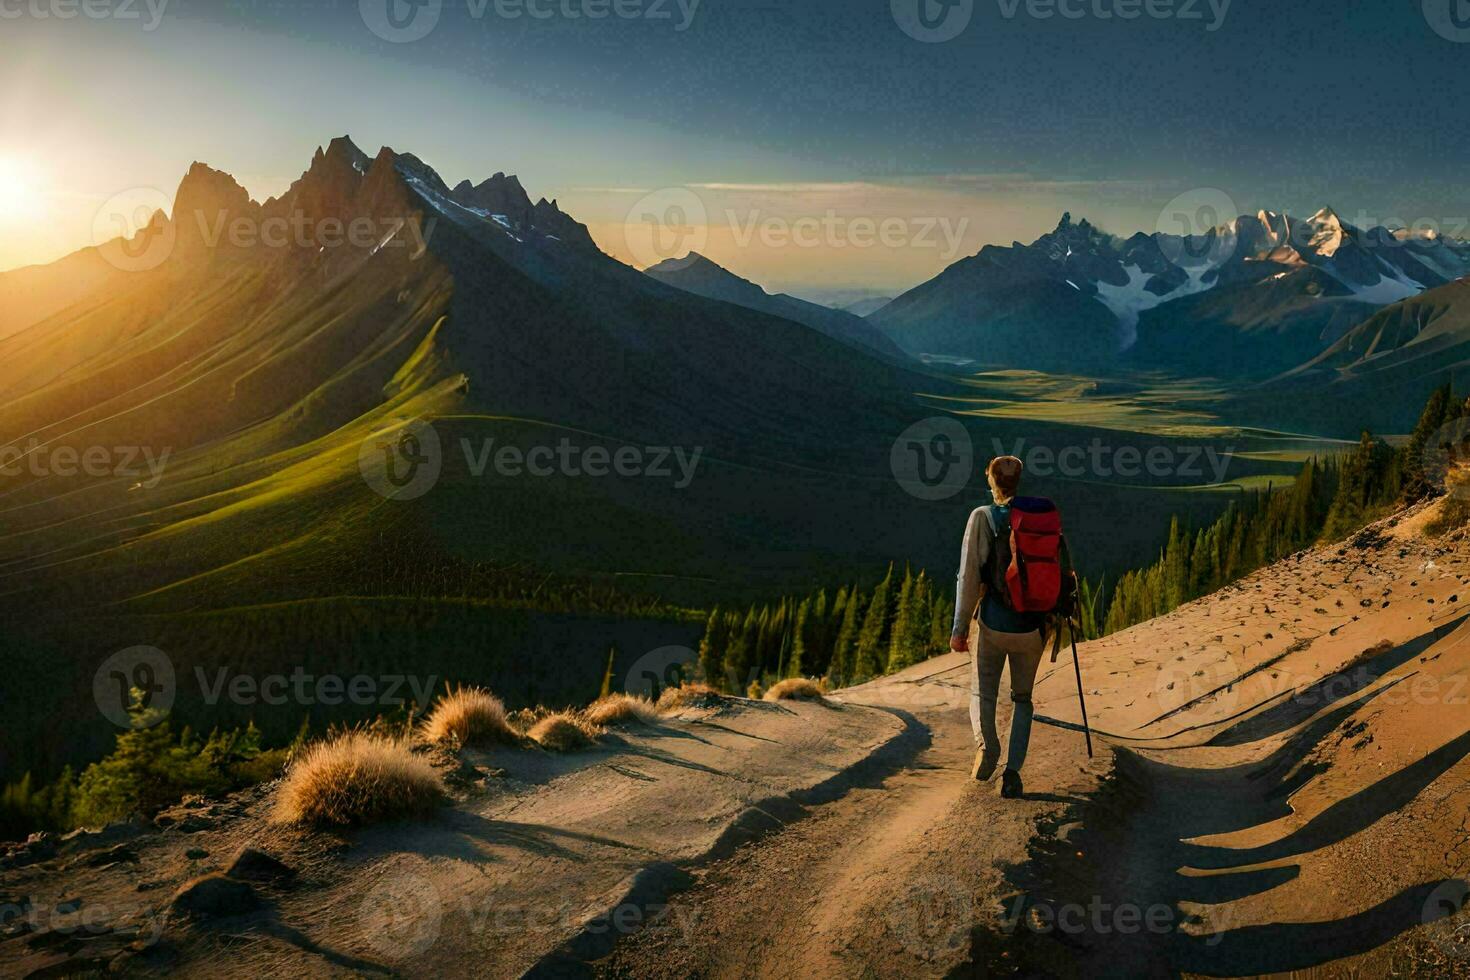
{"left": 950, "top": 508, "right": 991, "bottom": 651}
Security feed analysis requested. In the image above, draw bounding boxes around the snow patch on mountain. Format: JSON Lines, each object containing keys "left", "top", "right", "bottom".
{"left": 1347, "top": 272, "right": 1423, "bottom": 305}
{"left": 1097, "top": 264, "right": 1215, "bottom": 348}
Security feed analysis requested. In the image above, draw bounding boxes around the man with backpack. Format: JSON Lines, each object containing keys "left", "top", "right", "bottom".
{"left": 949, "top": 455, "right": 1073, "bottom": 799}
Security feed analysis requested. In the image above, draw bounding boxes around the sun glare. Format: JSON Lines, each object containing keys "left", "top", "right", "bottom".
{"left": 0, "top": 155, "right": 43, "bottom": 223}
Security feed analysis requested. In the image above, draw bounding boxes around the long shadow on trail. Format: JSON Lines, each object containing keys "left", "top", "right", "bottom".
{"left": 961, "top": 633, "right": 1470, "bottom": 978}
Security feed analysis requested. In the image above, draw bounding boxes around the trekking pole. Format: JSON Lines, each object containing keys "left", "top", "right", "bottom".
{"left": 1069, "top": 614, "right": 1094, "bottom": 759}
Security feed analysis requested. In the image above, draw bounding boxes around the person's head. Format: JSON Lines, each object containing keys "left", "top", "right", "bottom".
{"left": 987, "top": 456, "right": 1023, "bottom": 505}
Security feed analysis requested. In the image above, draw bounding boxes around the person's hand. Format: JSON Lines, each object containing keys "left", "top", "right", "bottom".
{"left": 950, "top": 634, "right": 969, "bottom": 653}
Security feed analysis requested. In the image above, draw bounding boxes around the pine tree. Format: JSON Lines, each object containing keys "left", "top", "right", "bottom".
{"left": 1163, "top": 517, "right": 1190, "bottom": 609}
{"left": 724, "top": 609, "right": 758, "bottom": 693}
{"left": 886, "top": 566, "right": 918, "bottom": 673}
{"left": 828, "top": 585, "right": 863, "bottom": 687}
{"left": 697, "top": 606, "right": 726, "bottom": 688}
{"left": 1402, "top": 384, "right": 1453, "bottom": 502}
{"left": 912, "top": 571, "right": 934, "bottom": 661}
{"left": 789, "top": 598, "right": 811, "bottom": 678}
{"left": 854, "top": 565, "right": 895, "bottom": 682}
{"left": 599, "top": 646, "right": 617, "bottom": 699}
{"left": 929, "top": 590, "right": 952, "bottom": 657}
{"left": 808, "top": 589, "right": 830, "bottom": 675}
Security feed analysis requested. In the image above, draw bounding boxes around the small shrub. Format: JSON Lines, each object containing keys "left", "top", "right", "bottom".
{"left": 655, "top": 683, "right": 723, "bottom": 713}
{"left": 422, "top": 686, "right": 517, "bottom": 747}
{"left": 583, "top": 694, "right": 660, "bottom": 728}
{"left": 527, "top": 713, "right": 599, "bottom": 753}
{"left": 509, "top": 705, "right": 554, "bottom": 734}
{"left": 764, "top": 678, "right": 825, "bottom": 702}
{"left": 275, "top": 734, "right": 444, "bottom": 827}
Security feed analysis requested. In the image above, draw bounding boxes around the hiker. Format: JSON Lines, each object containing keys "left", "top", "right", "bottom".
{"left": 950, "top": 455, "right": 1067, "bottom": 799}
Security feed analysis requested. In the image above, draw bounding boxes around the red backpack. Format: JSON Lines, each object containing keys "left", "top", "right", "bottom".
{"left": 985, "top": 497, "right": 1066, "bottom": 614}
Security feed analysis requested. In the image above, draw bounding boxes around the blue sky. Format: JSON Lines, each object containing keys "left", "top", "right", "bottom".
{"left": 3, "top": 0, "right": 1467, "bottom": 295}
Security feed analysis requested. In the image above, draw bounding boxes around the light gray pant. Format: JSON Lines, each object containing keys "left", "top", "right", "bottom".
{"left": 969, "top": 622, "right": 1046, "bottom": 772}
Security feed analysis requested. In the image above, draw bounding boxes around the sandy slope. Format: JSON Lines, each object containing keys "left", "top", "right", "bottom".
{"left": 5, "top": 504, "right": 1470, "bottom": 978}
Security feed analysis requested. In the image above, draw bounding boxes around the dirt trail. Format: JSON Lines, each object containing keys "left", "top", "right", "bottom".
{"left": 594, "top": 663, "right": 1107, "bottom": 979}
{"left": 9, "top": 507, "right": 1469, "bottom": 978}
{"left": 597, "top": 505, "right": 1470, "bottom": 978}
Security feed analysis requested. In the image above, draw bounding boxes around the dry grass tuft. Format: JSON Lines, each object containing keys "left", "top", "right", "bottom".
{"left": 422, "top": 685, "right": 518, "bottom": 747}
{"left": 764, "top": 678, "right": 826, "bottom": 702}
{"left": 275, "top": 733, "right": 444, "bottom": 827}
{"left": 583, "top": 693, "right": 661, "bottom": 728}
{"left": 528, "top": 712, "right": 600, "bottom": 752}
{"left": 655, "top": 682, "right": 724, "bottom": 713}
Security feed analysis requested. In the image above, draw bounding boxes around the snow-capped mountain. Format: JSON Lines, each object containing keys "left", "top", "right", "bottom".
{"left": 872, "top": 209, "right": 1470, "bottom": 376}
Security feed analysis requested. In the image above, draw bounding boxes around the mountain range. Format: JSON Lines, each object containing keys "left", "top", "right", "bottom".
{"left": 1, "top": 135, "right": 1433, "bottom": 779}
{"left": 0, "top": 137, "right": 1284, "bottom": 628}
{"left": 868, "top": 209, "right": 1470, "bottom": 380}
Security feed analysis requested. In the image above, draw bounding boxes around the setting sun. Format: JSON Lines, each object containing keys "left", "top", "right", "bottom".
{"left": 0, "top": 155, "right": 42, "bottom": 223}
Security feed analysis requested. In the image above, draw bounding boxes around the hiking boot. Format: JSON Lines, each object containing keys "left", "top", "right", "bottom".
{"left": 999, "top": 769, "right": 1024, "bottom": 799}
{"left": 971, "top": 746, "right": 1000, "bottom": 781}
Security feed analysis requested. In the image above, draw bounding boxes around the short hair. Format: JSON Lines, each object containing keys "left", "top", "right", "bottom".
{"left": 987, "top": 455, "right": 1023, "bottom": 498}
